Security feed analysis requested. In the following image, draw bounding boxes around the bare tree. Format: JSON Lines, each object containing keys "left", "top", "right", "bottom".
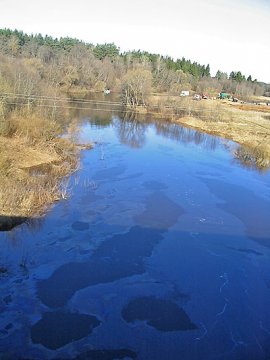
{"left": 120, "top": 68, "right": 152, "bottom": 107}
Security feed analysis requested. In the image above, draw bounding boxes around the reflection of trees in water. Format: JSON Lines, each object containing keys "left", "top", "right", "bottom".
{"left": 88, "top": 112, "right": 113, "bottom": 127}
{"left": 113, "top": 113, "right": 220, "bottom": 150}
{"left": 154, "top": 122, "right": 219, "bottom": 150}
{"left": 119, "top": 110, "right": 148, "bottom": 122}
{"left": 114, "top": 117, "right": 147, "bottom": 148}
{"left": 121, "top": 111, "right": 138, "bottom": 122}
{"left": 60, "top": 105, "right": 114, "bottom": 128}
{"left": 67, "top": 95, "right": 221, "bottom": 151}
{"left": 234, "top": 145, "right": 270, "bottom": 171}
{"left": 63, "top": 93, "right": 121, "bottom": 127}
{"left": 111, "top": 112, "right": 220, "bottom": 151}
{"left": 66, "top": 96, "right": 228, "bottom": 153}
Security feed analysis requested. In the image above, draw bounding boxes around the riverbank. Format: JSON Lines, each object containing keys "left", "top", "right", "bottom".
{"left": 1, "top": 93, "right": 270, "bottom": 231}
{"left": 147, "top": 96, "right": 270, "bottom": 169}
{"left": 0, "top": 110, "right": 80, "bottom": 230}
{"left": 1, "top": 106, "right": 270, "bottom": 360}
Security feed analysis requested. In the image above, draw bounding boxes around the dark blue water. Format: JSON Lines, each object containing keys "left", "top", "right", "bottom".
{"left": 1, "top": 111, "right": 270, "bottom": 360}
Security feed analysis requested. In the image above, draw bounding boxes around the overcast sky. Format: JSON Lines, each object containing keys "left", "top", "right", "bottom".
{"left": 1, "top": 0, "right": 269, "bottom": 82}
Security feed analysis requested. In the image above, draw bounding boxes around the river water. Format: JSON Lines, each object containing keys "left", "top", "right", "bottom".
{"left": 1, "top": 106, "right": 270, "bottom": 360}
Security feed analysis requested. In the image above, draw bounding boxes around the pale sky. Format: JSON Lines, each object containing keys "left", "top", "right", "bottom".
{"left": 0, "top": 0, "right": 269, "bottom": 82}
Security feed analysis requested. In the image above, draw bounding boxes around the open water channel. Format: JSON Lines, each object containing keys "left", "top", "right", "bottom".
{"left": 1, "top": 103, "right": 270, "bottom": 359}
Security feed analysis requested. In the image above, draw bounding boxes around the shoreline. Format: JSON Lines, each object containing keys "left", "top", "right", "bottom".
{"left": 0, "top": 107, "right": 95, "bottom": 231}
{"left": 1, "top": 95, "right": 270, "bottom": 231}
{"left": 144, "top": 97, "right": 270, "bottom": 169}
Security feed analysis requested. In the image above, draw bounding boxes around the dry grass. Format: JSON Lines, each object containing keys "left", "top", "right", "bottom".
{"left": 0, "top": 110, "right": 79, "bottom": 219}
{"left": 230, "top": 104, "right": 270, "bottom": 113}
{"left": 181, "top": 112, "right": 270, "bottom": 169}
{"left": 0, "top": 108, "right": 61, "bottom": 141}
{"left": 249, "top": 95, "right": 270, "bottom": 103}
{"left": 147, "top": 96, "right": 270, "bottom": 170}
{"left": 148, "top": 96, "right": 228, "bottom": 122}
{"left": 0, "top": 137, "right": 78, "bottom": 218}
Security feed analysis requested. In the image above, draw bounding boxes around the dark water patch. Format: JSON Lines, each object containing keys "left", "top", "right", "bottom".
{"left": 170, "top": 287, "right": 191, "bottom": 303}
{"left": 134, "top": 192, "right": 185, "bottom": 230}
{"left": 31, "top": 312, "right": 100, "bottom": 350}
{"left": 37, "top": 226, "right": 163, "bottom": 308}
{"left": 5, "top": 323, "right": 13, "bottom": 330}
{"left": 93, "top": 226, "right": 163, "bottom": 261}
{"left": 93, "top": 165, "right": 126, "bottom": 180}
{"left": 0, "top": 266, "right": 8, "bottom": 275}
{"left": 13, "top": 278, "right": 23, "bottom": 284}
{"left": 3, "top": 295, "right": 12, "bottom": 305}
{"left": 142, "top": 181, "right": 168, "bottom": 191}
{"left": 67, "top": 247, "right": 76, "bottom": 252}
{"left": 37, "top": 259, "right": 144, "bottom": 308}
{"left": 49, "top": 241, "right": 57, "bottom": 246}
{"left": 71, "top": 348, "right": 137, "bottom": 360}
{"left": 0, "top": 215, "right": 27, "bottom": 231}
{"left": 201, "top": 178, "right": 270, "bottom": 246}
{"left": 228, "top": 246, "right": 263, "bottom": 256}
{"left": 72, "top": 221, "right": 90, "bottom": 231}
{"left": 122, "top": 296, "right": 197, "bottom": 332}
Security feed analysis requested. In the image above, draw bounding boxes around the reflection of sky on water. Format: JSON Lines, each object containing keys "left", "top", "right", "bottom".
{"left": 1, "top": 109, "right": 270, "bottom": 360}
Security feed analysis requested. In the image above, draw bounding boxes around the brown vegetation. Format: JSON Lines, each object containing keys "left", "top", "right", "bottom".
{"left": 0, "top": 111, "right": 78, "bottom": 219}
{"left": 146, "top": 96, "right": 270, "bottom": 169}
{"left": 0, "top": 53, "right": 80, "bottom": 222}
{"left": 229, "top": 103, "right": 270, "bottom": 113}
{"left": 120, "top": 68, "right": 152, "bottom": 107}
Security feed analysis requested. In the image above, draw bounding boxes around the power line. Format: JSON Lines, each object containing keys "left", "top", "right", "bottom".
{"left": 0, "top": 93, "right": 122, "bottom": 106}
{"left": 2, "top": 101, "right": 161, "bottom": 115}
{"left": 0, "top": 93, "right": 227, "bottom": 113}
{"left": 3, "top": 100, "right": 227, "bottom": 115}
{"left": 2, "top": 101, "right": 234, "bottom": 125}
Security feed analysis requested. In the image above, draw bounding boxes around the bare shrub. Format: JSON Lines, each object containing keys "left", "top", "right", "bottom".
{"left": 121, "top": 68, "right": 152, "bottom": 107}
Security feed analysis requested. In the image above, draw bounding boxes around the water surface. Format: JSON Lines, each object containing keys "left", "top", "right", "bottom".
{"left": 1, "top": 107, "right": 270, "bottom": 360}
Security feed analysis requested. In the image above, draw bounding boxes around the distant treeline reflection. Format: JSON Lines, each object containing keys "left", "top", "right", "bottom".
{"left": 87, "top": 110, "right": 220, "bottom": 150}
{"left": 85, "top": 109, "right": 270, "bottom": 171}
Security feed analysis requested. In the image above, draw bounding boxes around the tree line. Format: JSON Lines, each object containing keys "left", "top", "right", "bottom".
{"left": 0, "top": 28, "right": 267, "bottom": 103}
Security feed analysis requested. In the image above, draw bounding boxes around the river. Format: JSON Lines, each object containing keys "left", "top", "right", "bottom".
{"left": 1, "top": 104, "right": 270, "bottom": 360}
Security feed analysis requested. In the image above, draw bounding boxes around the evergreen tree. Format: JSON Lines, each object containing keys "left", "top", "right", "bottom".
{"left": 93, "top": 43, "right": 120, "bottom": 60}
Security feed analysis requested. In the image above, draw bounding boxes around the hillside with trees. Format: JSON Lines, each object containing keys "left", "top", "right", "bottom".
{"left": 0, "top": 28, "right": 267, "bottom": 102}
